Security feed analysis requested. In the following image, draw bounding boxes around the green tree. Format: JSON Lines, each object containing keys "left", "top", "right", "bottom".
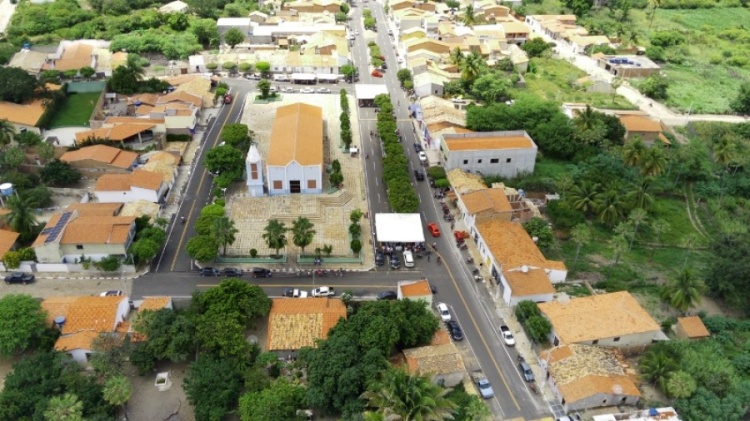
{"left": 39, "top": 159, "right": 82, "bottom": 186}
{"left": 238, "top": 378, "right": 307, "bottom": 421}
{"left": 258, "top": 79, "right": 271, "bottom": 98}
{"left": 130, "top": 308, "right": 196, "bottom": 374}
{"left": 459, "top": 51, "right": 484, "bottom": 83}
{"left": 341, "top": 64, "right": 356, "bottom": 82}
{"left": 627, "top": 208, "right": 648, "bottom": 251}
{"left": 291, "top": 216, "right": 316, "bottom": 254}
{"left": 5, "top": 195, "right": 39, "bottom": 242}
{"left": 639, "top": 146, "right": 667, "bottom": 176}
{"left": 570, "top": 223, "right": 592, "bottom": 270}
{"left": 221, "top": 123, "right": 252, "bottom": 149}
{"left": 239, "top": 62, "right": 254, "bottom": 73}
{"left": 94, "top": 255, "right": 121, "bottom": 272}
{"left": 471, "top": 73, "right": 511, "bottom": 103}
{"left": 129, "top": 238, "right": 160, "bottom": 265}
{"left": 594, "top": 188, "right": 627, "bottom": 226}
{"left": 256, "top": 61, "right": 271, "bottom": 75}
{"left": 361, "top": 367, "right": 457, "bottom": 420}
{"left": 639, "top": 74, "right": 670, "bottom": 100}
{"left": 0, "top": 294, "right": 47, "bottom": 356}
{"left": 79, "top": 66, "right": 95, "bottom": 79}
{"left": 224, "top": 28, "right": 246, "bottom": 48}
{"left": 397, "top": 68, "right": 412, "bottom": 85}
{"left": 186, "top": 235, "right": 219, "bottom": 263}
{"left": 521, "top": 38, "right": 552, "bottom": 58}
{"left": 262, "top": 219, "right": 288, "bottom": 255}
{"left": 461, "top": 4, "right": 476, "bottom": 26}
{"left": 335, "top": 11, "right": 348, "bottom": 22}
{"left": 204, "top": 145, "right": 244, "bottom": 181}
{"left": 43, "top": 393, "right": 84, "bottom": 421}
{"left": 102, "top": 375, "right": 132, "bottom": 409}
{"left": 351, "top": 238, "right": 362, "bottom": 254}
{"left": 37, "top": 142, "right": 56, "bottom": 163}
{"left": 661, "top": 269, "right": 707, "bottom": 312}
{"left": 4, "top": 146, "right": 25, "bottom": 168}
{"left": 184, "top": 356, "right": 245, "bottom": 421}
{"left": 627, "top": 178, "right": 655, "bottom": 210}
{"left": 567, "top": 181, "right": 600, "bottom": 215}
{"left": 211, "top": 216, "right": 239, "bottom": 256}
{"left": 667, "top": 370, "right": 697, "bottom": 399}
{"left": 522, "top": 217, "right": 554, "bottom": 250}
{"left": 640, "top": 350, "right": 676, "bottom": 391}
{"left": 0, "top": 119, "right": 16, "bottom": 146}
{"left": 524, "top": 315, "right": 552, "bottom": 343}
{"left": 15, "top": 130, "right": 42, "bottom": 148}
{"left": 730, "top": 82, "right": 750, "bottom": 114}
{"left": 0, "top": 67, "right": 40, "bottom": 104}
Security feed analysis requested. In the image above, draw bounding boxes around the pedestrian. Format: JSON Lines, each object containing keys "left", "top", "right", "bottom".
{"left": 427, "top": 254, "right": 431, "bottom": 262}
{"left": 451, "top": 222, "right": 455, "bottom": 230}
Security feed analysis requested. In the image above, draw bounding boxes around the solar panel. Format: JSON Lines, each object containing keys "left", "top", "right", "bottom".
{"left": 44, "top": 212, "right": 74, "bottom": 243}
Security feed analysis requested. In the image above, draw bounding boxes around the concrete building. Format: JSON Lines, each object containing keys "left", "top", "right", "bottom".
{"left": 540, "top": 344, "right": 641, "bottom": 412}
{"left": 455, "top": 185, "right": 534, "bottom": 228}
{"left": 266, "top": 103, "right": 324, "bottom": 196}
{"left": 619, "top": 115, "right": 670, "bottom": 146}
{"left": 266, "top": 298, "right": 347, "bottom": 354}
{"left": 440, "top": 131, "right": 538, "bottom": 178}
{"left": 674, "top": 316, "right": 710, "bottom": 340}
{"left": 538, "top": 291, "right": 661, "bottom": 352}
{"left": 8, "top": 48, "right": 48, "bottom": 75}
{"left": 94, "top": 169, "right": 169, "bottom": 203}
{"left": 60, "top": 145, "right": 139, "bottom": 175}
{"left": 246, "top": 144, "right": 265, "bottom": 197}
{"left": 401, "top": 340, "right": 465, "bottom": 387}
{"left": 398, "top": 279, "right": 433, "bottom": 307}
{"left": 32, "top": 211, "right": 136, "bottom": 263}
{"left": 501, "top": 267, "right": 556, "bottom": 305}
{"left": 597, "top": 55, "right": 661, "bottom": 79}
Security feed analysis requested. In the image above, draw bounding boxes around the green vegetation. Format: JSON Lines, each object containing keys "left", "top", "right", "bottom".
{"left": 48, "top": 92, "right": 100, "bottom": 128}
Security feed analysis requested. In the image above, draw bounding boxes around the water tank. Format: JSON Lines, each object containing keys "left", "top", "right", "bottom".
{"left": 23, "top": 43, "right": 31, "bottom": 50}
{"left": 54, "top": 316, "right": 66, "bottom": 330}
{"left": 518, "top": 188, "right": 526, "bottom": 198}
{"left": 0, "top": 183, "right": 14, "bottom": 196}
{"left": 521, "top": 265, "right": 529, "bottom": 273}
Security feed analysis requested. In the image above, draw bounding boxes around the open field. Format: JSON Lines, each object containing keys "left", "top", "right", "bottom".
{"left": 49, "top": 92, "right": 100, "bottom": 128}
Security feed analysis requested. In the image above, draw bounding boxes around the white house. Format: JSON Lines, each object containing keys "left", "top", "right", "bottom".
{"left": 501, "top": 267, "right": 556, "bottom": 305}
{"left": 94, "top": 169, "right": 169, "bottom": 203}
{"left": 159, "top": 0, "right": 189, "bottom": 13}
{"left": 246, "top": 144, "right": 265, "bottom": 197}
{"left": 440, "top": 131, "right": 538, "bottom": 178}
{"left": 266, "top": 103, "right": 323, "bottom": 196}
{"left": 538, "top": 291, "right": 661, "bottom": 351}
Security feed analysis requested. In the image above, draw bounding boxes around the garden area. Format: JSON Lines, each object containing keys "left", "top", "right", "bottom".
{"left": 519, "top": 0, "right": 750, "bottom": 114}
{"left": 48, "top": 92, "right": 101, "bottom": 128}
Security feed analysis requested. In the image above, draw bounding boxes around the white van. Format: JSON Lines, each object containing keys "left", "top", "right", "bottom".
{"left": 403, "top": 250, "right": 414, "bottom": 268}
{"left": 273, "top": 74, "right": 290, "bottom": 82}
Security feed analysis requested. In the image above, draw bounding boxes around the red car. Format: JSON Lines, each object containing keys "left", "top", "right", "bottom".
{"left": 427, "top": 223, "right": 441, "bottom": 237}
{"left": 371, "top": 69, "right": 383, "bottom": 77}
{"left": 223, "top": 93, "right": 233, "bottom": 104}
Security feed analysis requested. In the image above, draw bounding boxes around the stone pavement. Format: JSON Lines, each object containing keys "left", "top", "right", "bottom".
{"left": 227, "top": 93, "right": 374, "bottom": 270}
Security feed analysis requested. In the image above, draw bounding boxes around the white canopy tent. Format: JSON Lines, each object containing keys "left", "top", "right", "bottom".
{"left": 355, "top": 84, "right": 389, "bottom": 101}
{"left": 374, "top": 213, "right": 425, "bottom": 243}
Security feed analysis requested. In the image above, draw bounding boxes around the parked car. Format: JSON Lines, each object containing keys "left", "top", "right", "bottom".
{"left": 99, "top": 290, "right": 123, "bottom": 297}
{"left": 317, "top": 87, "right": 332, "bottom": 93}
{"left": 500, "top": 325, "right": 516, "bottom": 346}
{"left": 222, "top": 268, "right": 243, "bottom": 277}
{"left": 518, "top": 361, "right": 535, "bottom": 382}
{"left": 413, "top": 142, "right": 424, "bottom": 152}
{"left": 283, "top": 288, "right": 309, "bottom": 298}
{"left": 418, "top": 151, "right": 427, "bottom": 163}
{"left": 472, "top": 372, "right": 495, "bottom": 399}
{"left": 245, "top": 73, "right": 261, "bottom": 80}
{"left": 311, "top": 286, "right": 336, "bottom": 297}
{"left": 252, "top": 267, "right": 272, "bottom": 278}
{"left": 397, "top": 57, "right": 404, "bottom": 64}
{"left": 282, "top": 87, "right": 296, "bottom": 93}
{"left": 300, "top": 87, "right": 315, "bottom": 93}
{"left": 389, "top": 255, "right": 401, "bottom": 269}
{"left": 445, "top": 320, "right": 464, "bottom": 341}
{"left": 427, "top": 222, "right": 441, "bottom": 237}
{"left": 403, "top": 250, "right": 414, "bottom": 268}
{"left": 414, "top": 169, "right": 425, "bottom": 181}
{"left": 377, "top": 290, "right": 398, "bottom": 300}
{"left": 371, "top": 69, "right": 383, "bottom": 77}
{"left": 199, "top": 267, "right": 220, "bottom": 277}
{"left": 375, "top": 250, "right": 385, "bottom": 266}
{"left": 381, "top": 62, "right": 388, "bottom": 70}
{"left": 436, "top": 302, "right": 451, "bottom": 322}
{"left": 430, "top": 283, "right": 437, "bottom": 294}
{"left": 223, "top": 93, "right": 233, "bottom": 104}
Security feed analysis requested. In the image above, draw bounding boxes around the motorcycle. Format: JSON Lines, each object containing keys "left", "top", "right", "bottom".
{"left": 467, "top": 257, "right": 474, "bottom": 264}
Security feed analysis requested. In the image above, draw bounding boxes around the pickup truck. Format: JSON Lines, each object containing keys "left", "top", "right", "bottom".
{"left": 500, "top": 325, "right": 516, "bottom": 346}
{"left": 471, "top": 371, "right": 494, "bottom": 399}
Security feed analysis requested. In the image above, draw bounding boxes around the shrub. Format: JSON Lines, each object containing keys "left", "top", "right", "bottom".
{"left": 166, "top": 134, "right": 192, "bottom": 142}
{"left": 250, "top": 248, "right": 258, "bottom": 257}
{"left": 650, "top": 30, "right": 685, "bottom": 47}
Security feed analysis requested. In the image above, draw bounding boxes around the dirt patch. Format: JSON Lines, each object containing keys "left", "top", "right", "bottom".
{"left": 126, "top": 361, "right": 194, "bottom": 421}
{"left": 0, "top": 355, "right": 21, "bottom": 392}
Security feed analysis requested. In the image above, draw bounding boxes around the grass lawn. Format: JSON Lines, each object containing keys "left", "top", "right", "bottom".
{"left": 516, "top": 58, "right": 637, "bottom": 109}
{"left": 49, "top": 92, "right": 101, "bottom": 128}
{"left": 533, "top": 158, "right": 574, "bottom": 179}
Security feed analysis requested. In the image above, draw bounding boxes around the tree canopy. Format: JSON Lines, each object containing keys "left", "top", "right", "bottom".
{"left": 39, "top": 160, "right": 82, "bottom": 187}
{"left": 0, "top": 294, "right": 48, "bottom": 356}
{"left": 0, "top": 67, "right": 41, "bottom": 104}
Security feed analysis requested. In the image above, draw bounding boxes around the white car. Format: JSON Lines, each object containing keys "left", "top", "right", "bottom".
{"left": 436, "top": 302, "right": 451, "bottom": 322}
{"left": 418, "top": 151, "right": 427, "bottom": 163}
{"left": 312, "top": 286, "right": 336, "bottom": 297}
{"left": 500, "top": 325, "right": 516, "bottom": 346}
{"left": 397, "top": 57, "right": 404, "bottom": 64}
{"left": 283, "top": 87, "right": 296, "bottom": 93}
{"left": 300, "top": 87, "right": 315, "bottom": 93}
{"left": 293, "top": 289, "right": 309, "bottom": 298}
{"left": 100, "top": 290, "right": 123, "bottom": 297}
{"left": 317, "top": 87, "right": 332, "bottom": 93}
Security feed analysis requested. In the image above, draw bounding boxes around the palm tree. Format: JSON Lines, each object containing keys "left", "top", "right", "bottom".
{"left": 610, "top": 233, "right": 628, "bottom": 265}
{"left": 361, "top": 367, "right": 457, "bottom": 420}
{"left": 650, "top": 219, "right": 670, "bottom": 246}
{"left": 660, "top": 268, "right": 707, "bottom": 312}
{"left": 462, "top": 5, "right": 476, "bottom": 27}
{"left": 262, "top": 219, "right": 288, "bottom": 256}
{"left": 5, "top": 195, "right": 39, "bottom": 242}
{"left": 610, "top": 77, "right": 623, "bottom": 102}
{"left": 627, "top": 208, "right": 648, "bottom": 251}
{"left": 125, "top": 54, "right": 146, "bottom": 81}
{"left": 622, "top": 138, "right": 647, "bottom": 167}
{"left": 648, "top": 0, "right": 662, "bottom": 30}
{"left": 571, "top": 223, "right": 592, "bottom": 270}
{"left": 594, "top": 188, "right": 626, "bottom": 226}
{"left": 626, "top": 178, "right": 655, "bottom": 210}
{"left": 43, "top": 393, "right": 84, "bottom": 421}
{"left": 640, "top": 350, "right": 676, "bottom": 392}
{"left": 211, "top": 216, "right": 239, "bottom": 256}
{"left": 459, "top": 51, "right": 483, "bottom": 83}
{"left": 574, "top": 105, "right": 598, "bottom": 131}
{"left": 449, "top": 47, "right": 464, "bottom": 67}
{"left": 639, "top": 146, "right": 667, "bottom": 176}
{"left": 102, "top": 375, "right": 132, "bottom": 415}
{"left": 681, "top": 233, "right": 699, "bottom": 270}
{"left": 291, "top": 216, "right": 316, "bottom": 255}
{"left": 567, "top": 181, "right": 600, "bottom": 215}
{"left": 0, "top": 119, "right": 15, "bottom": 147}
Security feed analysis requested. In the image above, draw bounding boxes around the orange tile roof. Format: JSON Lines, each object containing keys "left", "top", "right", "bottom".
{"left": 0, "top": 98, "right": 47, "bottom": 126}
{"left": 55, "top": 43, "right": 93, "bottom": 71}
{"left": 403, "top": 343, "right": 464, "bottom": 376}
{"left": 538, "top": 291, "right": 660, "bottom": 344}
{"left": 0, "top": 230, "right": 19, "bottom": 257}
{"left": 676, "top": 316, "right": 709, "bottom": 338}
{"left": 267, "top": 298, "right": 347, "bottom": 350}
{"left": 60, "top": 144, "right": 139, "bottom": 169}
{"left": 444, "top": 133, "right": 535, "bottom": 151}
{"left": 60, "top": 216, "right": 135, "bottom": 245}
{"left": 476, "top": 218, "right": 566, "bottom": 271}
{"left": 619, "top": 115, "right": 662, "bottom": 133}
{"left": 559, "top": 374, "right": 641, "bottom": 403}
{"left": 503, "top": 268, "right": 555, "bottom": 297}
{"left": 75, "top": 123, "right": 157, "bottom": 142}
{"left": 65, "top": 202, "right": 123, "bottom": 217}
{"left": 55, "top": 331, "right": 100, "bottom": 351}
{"left": 41, "top": 296, "right": 79, "bottom": 325}
{"left": 139, "top": 297, "right": 172, "bottom": 312}
{"left": 267, "top": 103, "right": 323, "bottom": 167}
{"left": 158, "top": 91, "right": 202, "bottom": 108}
{"left": 400, "top": 279, "right": 432, "bottom": 297}
{"left": 95, "top": 169, "right": 164, "bottom": 192}
{"left": 129, "top": 93, "right": 160, "bottom": 106}
{"left": 461, "top": 188, "right": 512, "bottom": 214}
{"left": 60, "top": 296, "right": 126, "bottom": 335}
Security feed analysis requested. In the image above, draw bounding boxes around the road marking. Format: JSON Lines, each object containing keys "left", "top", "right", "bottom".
{"left": 169, "top": 98, "right": 241, "bottom": 271}
{"left": 434, "top": 250, "right": 521, "bottom": 411}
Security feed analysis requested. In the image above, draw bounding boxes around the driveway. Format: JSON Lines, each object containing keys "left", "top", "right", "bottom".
{"left": 0, "top": 0, "right": 17, "bottom": 34}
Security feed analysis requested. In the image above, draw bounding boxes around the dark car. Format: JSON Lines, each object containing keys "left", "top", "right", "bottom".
{"left": 377, "top": 290, "right": 398, "bottom": 300}
{"left": 413, "top": 143, "right": 424, "bottom": 152}
{"left": 375, "top": 250, "right": 385, "bottom": 266}
{"left": 518, "top": 361, "right": 535, "bottom": 382}
{"left": 381, "top": 62, "right": 388, "bottom": 70}
{"left": 430, "top": 283, "right": 437, "bottom": 294}
{"left": 446, "top": 320, "right": 464, "bottom": 341}
{"left": 414, "top": 169, "right": 425, "bottom": 181}
{"left": 199, "top": 267, "right": 220, "bottom": 276}
{"left": 252, "top": 267, "right": 273, "bottom": 278}
{"left": 390, "top": 255, "right": 401, "bottom": 269}
{"left": 4, "top": 272, "right": 35, "bottom": 285}
{"left": 222, "top": 268, "right": 243, "bottom": 277}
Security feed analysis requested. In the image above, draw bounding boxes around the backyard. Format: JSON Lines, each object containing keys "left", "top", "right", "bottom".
{"left": 48, "top": 91, "right": 101, "bottom": 128}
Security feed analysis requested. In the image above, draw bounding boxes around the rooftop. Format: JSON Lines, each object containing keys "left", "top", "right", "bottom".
{"left": 443, "top": 131, "right": 536, "bottom": 151}
{"left": 267, "top": 103, "right": 323, "bottom": 167}
{"left": 0, "top": 230, "right": 20, "bottom": 257}
{"left": 620, "top": 115, "right": 663, "bottom": 133}
{"left": 75, "top": 122, "right": 159, "bottom": 142}
{"left": 676, "top": 316, "right": 710, "bottom": 339}
{"left": 41, "top": 295, "right": 126, "bottom": 335}
{"left": 503, "top": 267, "right": 555, "bottom": 297}
{"left": 403, "top": 343, "right": 464, "bottom": 376}
{"left": 0, "top": 98, "right": 47, "bottom": 127}
{"left": 60, "top": 144, "right": 138, "bottom": 169}
{"left": 95, "top": 169, "right": 164, "bottom": 192}
{"left": 460, "top": 188, "right": 512, "bottom": 214}
{"left": 400, "top": 279, "right": 432, "bottom": 297}
{"left": 446, "top": 168, "right": 487, "bottom": 194}
{"left": 65, "top": 202, "right": 123, "bottom": 217}
{"left": 55, "top": 331, "right": 101, "bottom": 352}
{"left": 538, "top": 291, "right": 660, "bottom": 344}
{"left": 476, "top": 218, "right": 566, "bottom": 271}
{"left": 267, "top": 298, "right": 347, "bottom": 350}
{"left": 55, "top": 42, "right": 93, "bottom": 71}
{"left": 139, "top": 297, "right": 172, "bottom": 312}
